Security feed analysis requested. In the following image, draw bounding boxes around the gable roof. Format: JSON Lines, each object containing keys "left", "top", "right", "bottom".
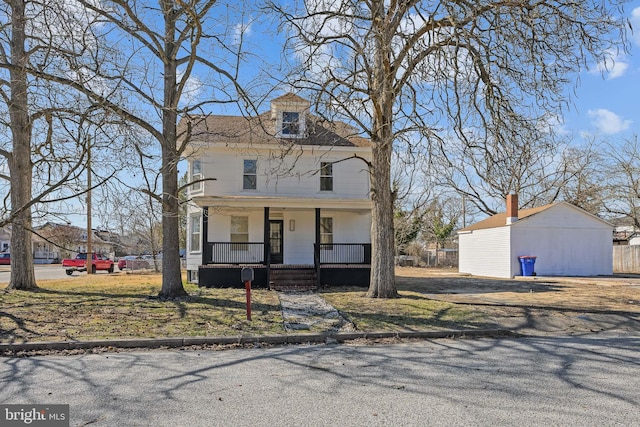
{"left": 459, "top": 201, "right": 611, "bottom": 232}
{"left": 35, "top": 222, "right": 113, "bottom": 245}
{"left": 271, "top": 93, "right": 309, "bottom": 103}
{"left": 178, "top": 97, "right": 370, "bottom": 148}
{"left": 460, "top": 204, "right": 555, "bottom": 232}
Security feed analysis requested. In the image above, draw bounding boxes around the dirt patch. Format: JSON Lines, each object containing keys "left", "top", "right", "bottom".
{"left": 395, "top": 267, "right": 640, "bottom": 335}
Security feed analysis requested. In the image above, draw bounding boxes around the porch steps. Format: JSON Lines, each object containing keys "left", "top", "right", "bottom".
{"left": 269, "top": 268, "right": 318, "bottom": 292}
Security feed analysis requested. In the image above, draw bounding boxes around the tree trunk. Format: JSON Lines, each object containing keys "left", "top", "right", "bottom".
{"left": 159, "top": 145, "right": 185, "bottom": 299}
{"left": 367, "top": 136, "right": 397, "bottom": 298}
{"left": 366, "top": 3, "right": 397, "bottom": 298}
{"left": 7, "top": 0, "right": 37, "bottom": 291}
{"left": 158, "top": 21, "right": 187, "bottom": 300}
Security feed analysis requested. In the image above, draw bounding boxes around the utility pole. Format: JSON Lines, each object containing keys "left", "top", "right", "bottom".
{"left": 462, "top": 194, "right": 466, "bottom": 228}
{"left": 86, "top": 136, "right": 93, "bottom": 274}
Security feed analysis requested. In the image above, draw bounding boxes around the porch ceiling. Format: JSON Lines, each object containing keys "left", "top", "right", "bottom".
{"left": 192, "top": 195, "right": 372, "bottom": 212}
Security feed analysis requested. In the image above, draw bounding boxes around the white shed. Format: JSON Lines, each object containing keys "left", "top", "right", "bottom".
{"left": 458, "top": 195, "right": 613, "bottom": 278}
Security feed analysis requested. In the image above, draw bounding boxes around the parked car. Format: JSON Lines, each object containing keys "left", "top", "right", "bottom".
{"left": 0, "top": 253, "right": 9, "bottom": 265}
{"left": 118, "top": 256, "right": 150, "bottom": 271}
{"left": 62, "top": 253, "right": 114, "bottom": 275}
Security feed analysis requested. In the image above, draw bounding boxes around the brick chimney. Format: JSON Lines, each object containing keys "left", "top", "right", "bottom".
{"left": 506, "top": 194, "right": 518, "bottom": 224}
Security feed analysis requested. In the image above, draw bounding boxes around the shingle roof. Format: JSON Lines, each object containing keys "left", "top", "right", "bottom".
{"left": 179, "top": 109, "right": 370, "bottom": 148}
{"left": 271, "top": 93, "right": 309, "bottom": 103}
{"left": 459, "top": 203, "right": 557, "bottom": 232}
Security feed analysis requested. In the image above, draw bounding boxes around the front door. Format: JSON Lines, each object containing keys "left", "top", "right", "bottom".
{"left": 269, "top": 220, "right": 284, "bottom": 264}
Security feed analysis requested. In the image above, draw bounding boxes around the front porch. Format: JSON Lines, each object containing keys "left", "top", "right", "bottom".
{"left": 198, "top": 242, "right": 371, "bottom": 289}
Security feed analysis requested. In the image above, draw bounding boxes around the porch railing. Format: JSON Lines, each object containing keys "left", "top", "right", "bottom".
{"left": 206, "top": 242, "right": 265, "bottom": 264}
{"left": 315, "top": 243, "right": 372, "bottom": 264}
{"left": 204, "top": 242, "right": 371, "bottom": 265}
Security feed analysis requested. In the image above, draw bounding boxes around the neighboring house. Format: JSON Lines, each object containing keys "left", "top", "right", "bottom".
{"left": 182, "top": 93, "right": 372, "bottom": 289}
{"left": 612, "top": 221, "right": 640, "bottom": 246}
{"left": 628, "top": 234, "right": 640, "bottom": 246}
{"left": 32, "top": 222, "right": 115, "bottom": 263}
{"left": 0, "top": 227, "right": 10, "bottom": 253}
{"left": 458, "top": 194, "right": 613, "bottom": 278}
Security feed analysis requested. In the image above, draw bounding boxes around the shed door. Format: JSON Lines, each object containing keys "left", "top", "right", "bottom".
{"left": 269, "top": 220, "right": 284, "bottom": 264}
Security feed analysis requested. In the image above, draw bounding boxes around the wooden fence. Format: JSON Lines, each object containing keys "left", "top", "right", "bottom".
{"left": 613, "top": 246, "right": 640, "bottom": 273}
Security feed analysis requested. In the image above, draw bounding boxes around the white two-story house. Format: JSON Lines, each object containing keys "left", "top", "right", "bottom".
{"left": 182, "top": 93, "right": 372, "bottom": 289}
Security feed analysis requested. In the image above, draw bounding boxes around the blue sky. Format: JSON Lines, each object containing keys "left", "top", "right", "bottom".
{"left": 232, "top": 2, "right": 640, "bottom": 145}
{"left": 560, "top": 2, "right": 640, "bottom": 140}
{"left": 64, "top": 2, "right": 640, "bottom": 229}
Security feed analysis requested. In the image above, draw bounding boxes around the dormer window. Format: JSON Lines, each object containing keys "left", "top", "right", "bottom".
{"left": 282, "top": 112, "right": 300, "bottom": 136}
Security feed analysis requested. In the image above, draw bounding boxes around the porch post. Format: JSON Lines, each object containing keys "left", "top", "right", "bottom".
{"left": 315, "top": 208, "right": 321, "bottom": 288}
{"left": 201, "top": 207, "right": 209, "bottom": 265}
{"left": 264, "top": 207, "right": 270, "bottom": 287}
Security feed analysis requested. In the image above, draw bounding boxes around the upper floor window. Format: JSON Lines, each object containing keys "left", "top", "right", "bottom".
{"left": 282, "top": 112, "right": 300, "bottom": 136}
{"left": 320, "top": 162, "right": 333, "bottom": 191}
{"left": 191, "top": 159, "right": 202, "bottom": 192}
{"left": 243, "top": 160, "right": 257, "bottom": 190}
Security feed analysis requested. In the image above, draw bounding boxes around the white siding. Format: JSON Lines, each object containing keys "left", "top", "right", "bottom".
{"left": 330, "top": 211, "right": 371, "bottom": 243}
{"left": 194, "top": 146, "right": 370, "bottom": 200}
{"left": 627, "top": 235, "right": 640, "bottom": 246}
{"left": 511, "top": 204, "right": 612, "bottom": 276}
{"left": 207, "top": 210, "right": 264, "bottom": 242}
{"left": 185, "top": 141, "right": 372, "bottom": 272}
{"left": 283, "top": 211, "right": 315, "bottom": 264}
{"left": 458, "top": 227, "right": 511, "bottom": 278}
{"left": 202, "top": 209, "right": 371, "bottom": 265}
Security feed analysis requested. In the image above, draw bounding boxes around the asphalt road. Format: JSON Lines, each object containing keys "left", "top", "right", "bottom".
{"left": 1, "top": 335, "right": 639, "bottom": 426}
{"left": 0, "top": 264, "right": 104, "bottom": 283}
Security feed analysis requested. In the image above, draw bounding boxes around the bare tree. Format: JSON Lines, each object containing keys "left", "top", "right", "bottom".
{"left": 60, "top": 0, "right": 254, "bottom": 299}
{"left": 0, "top": 0, "right": 104, "bottom": 290}
{"left": 431, "top": 128, "right": 572, "bottom": 215}
{"left": 2, "top": 0, "right": 36, "bottom": 289}
{"left": 603, "top": 135, "right": 640, "bottom": 228}
{"left": 556, "top": 141, "right": 608, "bottom": 216}
{"left": 272, "top": 0, "right": 626, "bottom": 297}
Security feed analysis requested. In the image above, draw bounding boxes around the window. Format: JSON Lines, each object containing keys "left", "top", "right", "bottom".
{"left": 243, "top": 160, "right": 257, "bottom": 190}
{"left": 231, "top": 216, "right": 249, "bottom": 250}
{"left": 320, "top": 162, "right": 333, "bottom": 191}
{"left": 190, "top": 214, "right": 201, "bottom": 252}
{"left": 188, "top": 270, "right": 199, "bottom": 283}
{"left": 191, "top": 159, "right": 202, "bottom": 192}
{"left": 282, "top": 111, "right": 300, "bottom": 135}
{"left": 320, "top": 217, "right": 333, "bottom": 247}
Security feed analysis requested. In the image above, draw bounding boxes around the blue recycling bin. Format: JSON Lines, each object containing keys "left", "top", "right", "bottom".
{"left": 518, "top": 256, "right": 537, "bottom": 276}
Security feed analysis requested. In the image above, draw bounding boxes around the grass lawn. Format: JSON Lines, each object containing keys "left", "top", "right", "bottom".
{"left": 321, "top": 288, "right": 489, "bottom": 332}
{"left": 1, "top": 272, "right": 489, "bottom": 344}
{"left": 1, "top": 273, "right": 284, "bottom": 343}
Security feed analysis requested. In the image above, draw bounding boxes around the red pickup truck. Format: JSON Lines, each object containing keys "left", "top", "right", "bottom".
{"left": 62, "top": 253, "right": 115, "bottom": 275}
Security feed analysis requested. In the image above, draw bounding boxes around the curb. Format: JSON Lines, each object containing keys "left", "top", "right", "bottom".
{"left": 0, "top": 329, "right": 515, "bottom": 354}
